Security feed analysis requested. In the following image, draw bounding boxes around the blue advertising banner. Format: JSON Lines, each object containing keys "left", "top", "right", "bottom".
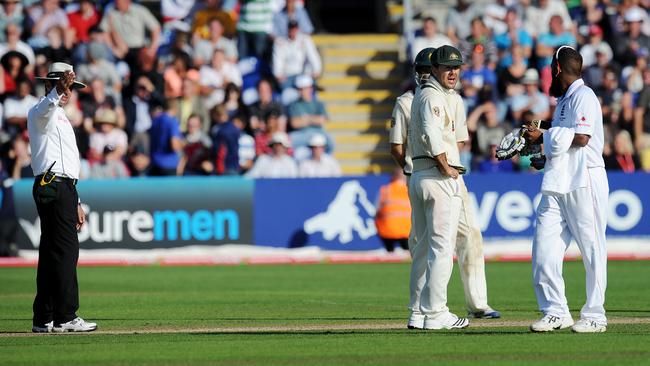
{"left": 254, "top": 172, "right": 649, "bottom": 250}
{"left": 254, "top": 176, "right": 390, "bottom": 250}
{"left": 464, "top": 172, "right": 649, "bottom": 237}
{"left": 13, "top": 177, "right": 254, "bottom": 249}
{"left": 10, "top": 172, "right": 649, "bottom": 251}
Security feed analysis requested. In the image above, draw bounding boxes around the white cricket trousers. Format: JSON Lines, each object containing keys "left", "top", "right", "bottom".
{"left": 408, "top": 176, "right": 490, "bottom": 314}
{"left": 532, "top": 167, "right": 608, "bottom": 324}
{"left": 409, "top": 169, "right": 462, "bottom": 317}
{"left": 455, "top": 177, "right": 490, "bottom": 312}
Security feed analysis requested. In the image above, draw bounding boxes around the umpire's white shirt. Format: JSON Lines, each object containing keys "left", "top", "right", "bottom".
{"left": 28, "top": 88, "right": 81, "bottom": 179}
{"left": 541, "top": 79, "right": 603, "bottom": 195}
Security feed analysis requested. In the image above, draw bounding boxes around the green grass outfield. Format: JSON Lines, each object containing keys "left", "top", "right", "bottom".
{"left": 1, "top": 261, "right": 649, "bottom": 366}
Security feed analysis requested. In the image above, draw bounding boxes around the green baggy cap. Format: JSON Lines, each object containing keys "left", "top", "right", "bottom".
{"left": 433, "top": 45, "right": 464, "bottom": 67}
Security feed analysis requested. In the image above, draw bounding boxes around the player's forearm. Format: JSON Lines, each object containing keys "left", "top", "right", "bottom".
{"left": 571, "top": 133, "right": 590, "bottom": 148}
{"left": 433, "top": 152, "right": 451, "bottom": 172}
{"left": 390, "top": 144, "right": 406, "bottom": 168}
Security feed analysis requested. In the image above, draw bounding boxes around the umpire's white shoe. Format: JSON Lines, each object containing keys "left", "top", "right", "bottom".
{"left": 53, "top": 317, "right": 98, "bottom": 333}
{"left": 407, "top": 312, "right": 425, "bottom": 329}
{"left": 571, "top": 319, "right": 607, "bottom": 333}
{"left": 423, "top": 312, "right": 469, "bottom": 330}
{"left": 530, "top": 314, "right": 574, "bottom": 332}
{"left": 32, "top": 321, "right": 53, "bottom": 333}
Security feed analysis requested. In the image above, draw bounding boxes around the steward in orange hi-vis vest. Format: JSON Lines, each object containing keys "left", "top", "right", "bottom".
{"left": 375, "top": 170, "right": 411, "bottom": 252}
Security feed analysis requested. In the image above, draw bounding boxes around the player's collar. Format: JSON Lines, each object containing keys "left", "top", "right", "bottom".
{"left": 422, "top": 76, "right": 455, "bottom": 95}
{"left": 562, "top": 78, "right": 585, "bottom": 100}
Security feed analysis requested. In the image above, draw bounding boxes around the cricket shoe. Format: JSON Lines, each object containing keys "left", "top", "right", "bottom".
{"left": 407, "top": 312, "right": 425, "bottom": 329}
{"left": 53, "top": 317, "right": 97, "bottom": 333}
{"left": 32, "top": 321, "right": 53, "bottom": 333}
{"left": 423, "top": 312, "right": 469, "bottom": 330}
{"left": 468, "top": 307, "right": 501, "bottom": 319}
{"left": 571, "top": 319, "right": 607, "bottom": 333}
{"left": 530, "top": 314, "right": 574, "bottom": 332}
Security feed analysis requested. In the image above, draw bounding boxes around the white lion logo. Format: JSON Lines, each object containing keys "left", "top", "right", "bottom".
{"left": 303, "top": 180, "right": 377, "bottom": 244}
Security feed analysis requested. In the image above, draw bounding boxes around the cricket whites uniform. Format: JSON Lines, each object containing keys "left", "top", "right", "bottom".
{"left": 532, "top": 78, "right": 608, "bottom": 326}
{"left": 393, "top": 88, "right": 493, "bottom": 325}
{"left": 407, "top": 76, "right": 464, "bottom": 327}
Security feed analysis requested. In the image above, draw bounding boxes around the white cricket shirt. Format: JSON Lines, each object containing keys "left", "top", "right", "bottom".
{"left": 392, "top": 89, "right": 468, "bottom": 175}
{"left": 541, "top": 78, "right": 604, "bottom": 195}
{"left": 389, "top": 91, "right": 414, "bottom": 174}
{"left": 554, "top": 78, "right": 605, "bottom": 168}
{"left": 408, "top": 77, "right": 465, "bottom": 167}
{"left": 27, "top": 88, "right": 81, "bottom": 179}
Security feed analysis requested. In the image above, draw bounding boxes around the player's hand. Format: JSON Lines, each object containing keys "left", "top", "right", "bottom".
{"left": 56, "top": 71, "right": 76, "bottom": 94}
{"left": 530, "top": 155, "right": 546, "bottom": 170}
{"left": 441, "top": 165, "right": 459, "bottom": 179}
{"left": 76, "top": 203, "right": 86, "bottom": 232}
{"left": 522, "top": 127, "right": 543, "bottom": 144}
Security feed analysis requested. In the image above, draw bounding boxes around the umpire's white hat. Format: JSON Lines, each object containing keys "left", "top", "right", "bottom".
{"left": 36, "top": 62, "right": 87, "bottom": 90}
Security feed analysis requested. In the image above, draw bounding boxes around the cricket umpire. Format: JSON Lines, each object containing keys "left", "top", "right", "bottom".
{"left": 28, "top": 62, "right": 97, "bottom": 333}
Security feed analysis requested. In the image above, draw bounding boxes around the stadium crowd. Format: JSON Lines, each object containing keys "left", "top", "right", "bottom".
{"left": 0, "top": 0, "right": 339, "bottom": 181}
{"left": 0, "top": 0, "right": 649, "bottom": 181}
{"left": 409, "top": 0, "right": 650, "bottom": 173}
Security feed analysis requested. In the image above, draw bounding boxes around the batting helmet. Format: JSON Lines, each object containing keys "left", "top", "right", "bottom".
{"left": 414, "top": 47, "right": 436, "bottom": 85}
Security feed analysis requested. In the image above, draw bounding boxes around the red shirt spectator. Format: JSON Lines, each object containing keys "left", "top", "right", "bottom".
{"left": 67, "top": 0, "right": 100, "bottom": 43}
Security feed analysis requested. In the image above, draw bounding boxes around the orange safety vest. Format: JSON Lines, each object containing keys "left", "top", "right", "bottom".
{"left": 375, "top": 181, "right": 411, "bottom": 239}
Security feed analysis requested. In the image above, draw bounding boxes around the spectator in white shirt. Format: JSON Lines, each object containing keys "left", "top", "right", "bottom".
{"left": 272, "top": 20, "right": 321, "bottom": 90}
{"left": 246, "top": 131, "right": 298, "bottom": 178}
{"left": 411, "top": 17, "right": 454, "bottom": 60}
{"left": 0, "top": 23, "right": 36, "bottom": 65}
{"left": 580, "top": 25, "right": 613, "bottom": 68}
{"left": 199, "top": 48, "right": 243, "bottom": 110}
{"left": 88, "top": 108, "right": 128, "bottom": 162}
{"left": 298, "top": 134, "right": 341, "bottom": 177}
{"left": 3, "top": 78, "right": 38, "bottom": 136}
{"left": 28, "top": 0, "right": 70, "bottom": 49}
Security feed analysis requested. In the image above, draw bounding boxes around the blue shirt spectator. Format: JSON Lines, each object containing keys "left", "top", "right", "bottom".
{"left": 273, "top": 0, "right": 313, "bottom": 38}
{"left": 536, "top": 15, "right": 576, "bottom": 69}
{"left": 149, "top": 98, "right": 182, "bottom": 175}
{"left": 494, "top": 10, "right": 533, "bottom": 68}
{"left": 287, "top": 76, "right": 334, "bottom": 159}
{"left": 213, "top": 119, "right": 241, "bottom": 175}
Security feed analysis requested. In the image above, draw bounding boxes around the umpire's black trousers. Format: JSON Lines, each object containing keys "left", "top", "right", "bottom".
{"left": 32, "top": 178, "right": 79, "bottom": 326}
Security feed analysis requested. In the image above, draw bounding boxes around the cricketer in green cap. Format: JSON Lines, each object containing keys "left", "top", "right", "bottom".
{"left": 428, "top": 45, "right": 464, "bottom": 90}
{"left": 432, "top": 45, "right": 465, "bottom": 67}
